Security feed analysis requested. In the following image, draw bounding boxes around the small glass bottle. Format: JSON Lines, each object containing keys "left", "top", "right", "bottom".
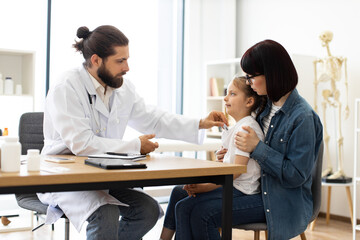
{"left": 3, "top": 128, "right": 8, "bottom": 136}
{"left": 27, "top": 149, "right": 41, "bottom": 171}
{"left": 1, "top": 137, "right": 21, "bottom": 172}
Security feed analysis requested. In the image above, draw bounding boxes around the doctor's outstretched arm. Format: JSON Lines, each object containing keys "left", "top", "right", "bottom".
{"left": 199, "top": 111, "right": 228, "bottom": 129}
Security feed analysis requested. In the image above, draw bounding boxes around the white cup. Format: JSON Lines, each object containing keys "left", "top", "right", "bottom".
{"left": 27, "top": 149, "right": 41, "bottom": 171}
{"left": 15, "top": 84, "right": 22, "bottom": 95}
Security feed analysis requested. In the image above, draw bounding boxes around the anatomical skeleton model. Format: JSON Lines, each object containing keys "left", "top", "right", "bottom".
{"left": 313, "top": 30, "right": 349, "bottom": 180}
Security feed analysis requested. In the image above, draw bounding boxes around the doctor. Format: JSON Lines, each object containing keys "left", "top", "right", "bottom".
{"left": 38, "top": 25, "right": 227, "bottom": 240}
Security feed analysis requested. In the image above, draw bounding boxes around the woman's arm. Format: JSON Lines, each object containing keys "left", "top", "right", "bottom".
{"left": 236, "top": 115, "right": 321, "bottom": 188}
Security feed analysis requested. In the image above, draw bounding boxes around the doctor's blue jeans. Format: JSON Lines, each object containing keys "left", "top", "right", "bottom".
{"left": 86, "top": 188, "right": 159, "bottom": 240}
{"left": 163, "top": 185, "right": 266, "bottom": 240}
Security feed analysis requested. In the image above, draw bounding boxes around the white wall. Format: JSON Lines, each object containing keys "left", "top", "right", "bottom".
{"left": 236, "top": 0, "right": 360, "bottom": 220}
{"left": 0, "top": 0, "right": 47, "bottom": 111}
{"left": 49, "top": 0, "right": 159, "bottom": 105}
{"left": 183, "top": 0, "right": 236, "bottom": 118}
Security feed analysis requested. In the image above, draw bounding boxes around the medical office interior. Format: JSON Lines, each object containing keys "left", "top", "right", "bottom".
{"left": 0, "top": 0, "right": 360, "bottom": 239}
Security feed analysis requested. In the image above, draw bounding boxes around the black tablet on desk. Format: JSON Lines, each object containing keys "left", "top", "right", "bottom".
{"left": 85, "top": 158, "right": 147, "bottom": 169}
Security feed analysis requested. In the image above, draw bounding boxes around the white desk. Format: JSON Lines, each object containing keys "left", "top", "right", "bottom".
{"left": 155, "top": 138, "right": 222, "bottom": 160}
{"left": 155, "top": 138, "right": 222, "bottom": 161}
{"left": 155, "top": 138, "right": 222, "bottom": 152}
{"left": 145, "top": 138, "right": 222, "bottom": 198}
{"left": 0, "top": 155, "right": 245, "bottom": 240}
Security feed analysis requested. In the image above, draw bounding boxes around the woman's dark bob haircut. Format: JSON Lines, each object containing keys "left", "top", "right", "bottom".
{"left": 240, "top": 39, "right": 298, "bottom": 102}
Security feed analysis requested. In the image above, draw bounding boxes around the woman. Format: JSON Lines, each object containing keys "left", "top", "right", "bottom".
{"left": 163, "top": 39, "right": 322, "bottom": 240}
{"left": 230, "top": 39, "right": 323, "bottom": 239}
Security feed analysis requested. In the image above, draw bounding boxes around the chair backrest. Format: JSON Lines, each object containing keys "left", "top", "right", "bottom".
{"left": 16, "top": 113, "right": 70, "bottom": 239}
{"left": 16, "top": 112, "right": 47, "bottom": 213}
{"left": 18, "top": 112, "right": 44, "bottom": 155}
{"left": 310, "top": 141, "right": 324, "bottom": 222}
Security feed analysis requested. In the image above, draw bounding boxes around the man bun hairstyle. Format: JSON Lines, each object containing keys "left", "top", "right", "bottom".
{"left": 73, "top": 25, "right": 129, "bottom": 67}
{"left": 76, "top": 26, "right": 92, "bottom": 40}
{"left": 73, "top": 26, "right": 91, "bottom": 54}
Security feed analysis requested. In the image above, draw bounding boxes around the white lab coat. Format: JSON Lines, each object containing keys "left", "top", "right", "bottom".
{"left": 39, "top": 65, "right": 204, "bottom": 232}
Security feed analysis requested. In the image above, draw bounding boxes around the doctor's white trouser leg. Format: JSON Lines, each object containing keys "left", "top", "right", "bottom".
{"left": 86, "top": 188, "right": 160, "bottom": 240}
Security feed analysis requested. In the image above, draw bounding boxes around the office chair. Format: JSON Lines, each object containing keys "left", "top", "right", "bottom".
{"left": 15, "top": 112, "right": 70, "bottom": 240}
{"left": 233, "top": 142, "right": 324, "bottom": 240}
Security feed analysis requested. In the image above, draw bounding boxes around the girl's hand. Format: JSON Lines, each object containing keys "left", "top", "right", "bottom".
{"left": 235, "top": 126, "right": 260, "bottom": 153}
{"left": 183, "top": 184, "right": 197, "bottom": 197}
{"left": 215, "top": 147, "right": 228, "bottom": 162}
{"left": 183, "top": 184, "right": 219, "bottom": 197}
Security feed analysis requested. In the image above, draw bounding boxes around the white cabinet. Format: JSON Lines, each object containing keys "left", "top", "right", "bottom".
{"left": 205, "top": 58, "right": 242, "bottom": 138}
{"left": 0, "top": 194, "right": 33, "bottom": 232}
{"left": 353, "top": 98, "right": 360, "bottom": 239}
{"left": 0, "top": 48, "right": 35, "bottom": 95}
{"left": 0, "top": 49, "right": 35, "bottom": 137}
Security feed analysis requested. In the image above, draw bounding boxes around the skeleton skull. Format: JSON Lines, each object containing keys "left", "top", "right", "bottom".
{"left": 319, "top": 30, "right": 333, "bottom": 46}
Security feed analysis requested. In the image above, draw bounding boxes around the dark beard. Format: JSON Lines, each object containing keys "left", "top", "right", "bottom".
{"left": 97, "top": 63, "right": 125, "bottom": 88}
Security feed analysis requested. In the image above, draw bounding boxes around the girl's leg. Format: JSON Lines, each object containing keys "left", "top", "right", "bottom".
{"left": 161, "top": 186, "right": 188, "bottom": 240}
{"left": 174, "top": 187, "right": 224, "bottom": 240}
{"left": 189, "top": 188, "right": 265, "bottom": 240}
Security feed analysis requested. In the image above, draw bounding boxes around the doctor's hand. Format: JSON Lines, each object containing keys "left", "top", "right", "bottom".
{"left": 139, "top": 134, "right": 159, "bottom": 154}
{"left": 199, "top": 111, "right": 228, "bottom": 129}
{"left": 235, "top": 126, "right": 260, "bottom": 153}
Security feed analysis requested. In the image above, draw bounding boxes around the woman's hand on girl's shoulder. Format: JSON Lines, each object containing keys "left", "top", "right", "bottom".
{"left": 235, "top": 126, "right": 260, "bottom": 153}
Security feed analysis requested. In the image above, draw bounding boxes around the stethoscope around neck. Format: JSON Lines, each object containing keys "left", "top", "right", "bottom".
{"left": 87, "top": 92, "right": 100, "bottom": 130}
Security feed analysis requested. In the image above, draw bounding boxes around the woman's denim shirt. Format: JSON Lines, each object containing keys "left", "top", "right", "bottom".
{"left": 251, "top": 89, "right": 323, "bottom": 240}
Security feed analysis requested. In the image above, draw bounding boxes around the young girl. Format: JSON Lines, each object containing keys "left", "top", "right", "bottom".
{"left": 160, "top": 76, "right": 267, "bottom": 240}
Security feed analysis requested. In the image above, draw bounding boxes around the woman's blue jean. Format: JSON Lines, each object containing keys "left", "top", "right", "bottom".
{"left": 163, "top": 185, "right": 266, "bottom": 240}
